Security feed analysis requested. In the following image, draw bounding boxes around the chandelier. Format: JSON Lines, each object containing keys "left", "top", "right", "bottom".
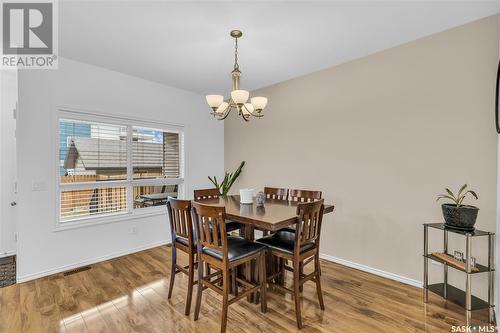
{"left": 205, "top": 30, "right": 268, "bottom": 121}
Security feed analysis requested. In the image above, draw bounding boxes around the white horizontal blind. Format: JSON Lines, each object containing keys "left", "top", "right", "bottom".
{"left": 60, "top": 187, "right": 127, "bottom": 221}
{"left": 58, "top": 114, "right": 184, "bottom": 223}
{"left": 132, "top": 127, "right": 180, "bottom": 179}
{"left": 59, "top": 119, "right": 127, "bottom": 181}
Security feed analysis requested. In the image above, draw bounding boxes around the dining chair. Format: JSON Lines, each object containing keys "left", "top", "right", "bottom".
{"left": 264, "top": 187, "right": 289, "bottom": 201}
{"left": 255, "top": 199, "right": 325, "bottom": 329}
{"left": 261, "top": 187, "right": 289, "bottom": 238}
{"left": 193, "top": 188, "right": 242, "bottom": 233}
{"left": 191, "top": 202, "right": 267, "bottom": 333}
{"left": 166, "top": 198, "right": 197, "bottom": 315}
{"left": 289, "top": 189, "right": 322, "bottom": 202}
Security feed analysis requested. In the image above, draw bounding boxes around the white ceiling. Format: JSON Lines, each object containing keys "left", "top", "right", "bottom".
{"left": 60, "top": 1, "right": 499, "bottom": 95}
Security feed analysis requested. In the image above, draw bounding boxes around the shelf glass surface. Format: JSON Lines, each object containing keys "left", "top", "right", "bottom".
{"left": 427, "top": 283, "right": 492, "bottom": 310}
{"left": 424, "top": 223, "right": 493, "bottom": 237}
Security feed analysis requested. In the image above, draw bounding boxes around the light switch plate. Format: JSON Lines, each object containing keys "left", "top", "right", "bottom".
{"left": 32, "top": 180, "right": 47, "bottom": 191}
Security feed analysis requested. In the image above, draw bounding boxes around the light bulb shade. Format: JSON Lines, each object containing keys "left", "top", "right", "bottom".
{"left": 242, "top": 103, "right": 254, "bottom": 115}
{"left": 206, "top": 95, "right": 224, "bottom": 108}
{"left": 216, "top": 102, "right": 229, "bottom": 114}
{"left": 251, "top": 97, "right": 268, "bottom": 110}
{"left": 231, "top": 90, "right": 249, "bottom": 104}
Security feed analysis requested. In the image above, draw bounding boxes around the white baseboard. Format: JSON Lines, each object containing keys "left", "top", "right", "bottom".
{"left": 17, "top": 239, "right": 171, "bottom": 283}
{"left": 319, "top": 253, "right": 422, "bottom": 288}
{"left": 0, "top": 250, "right": 16, "bottom": 258}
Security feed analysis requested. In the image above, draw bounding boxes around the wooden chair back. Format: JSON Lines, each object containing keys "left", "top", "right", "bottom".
{"left": 264, "top": 187, "right": 289, "bottom": 201}
{"left": 290, "top": 189, "right": 322, "bottom": 202}
{"left": 166, "top": 198, "right": 193, "bottom": 245}
{"left": 191, "top": 201, "right": 228, "bottom": 260}
{"left": 295, "top": 199, "right": 325, "bottom": 251}
{"left": 194, "top": 188, "right": 220, "bottom": 200}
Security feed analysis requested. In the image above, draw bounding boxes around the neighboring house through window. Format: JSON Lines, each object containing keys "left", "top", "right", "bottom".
{"left": 58, "top": 109, "right": 184, "bottom": 226}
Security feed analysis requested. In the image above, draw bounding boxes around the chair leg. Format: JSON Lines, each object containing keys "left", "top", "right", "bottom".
{"left": 278, "top": 258, "right": 285, "bottom": 285}
{"left": 299, "top": 262, "right": 304, "bottom": 292}
{"left": 221, "top": 269, "right": 230, "bottom": 333}
{"left": 232, "top": 268, "right": 238, "bottom": 296}
{"left": 293, "top": 259, "right": 303, "bottom": 329}
{"left": 167, "top": 245, "right": 177, "bottom": 299}
{"left": 315, "top": 254, "right": 325, "bottom": 310}
{"left": 185, "top": 252, "right": 195, "bottom": 315}
{"left": 259, "top": 251, "right": 267, "bottom": 313}
{"left": 194, "top": 257, "right": 204, "bottom": 321}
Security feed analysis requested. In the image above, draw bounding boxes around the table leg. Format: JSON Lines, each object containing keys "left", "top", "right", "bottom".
{"left": 242, "top": 224, "right": 255, "bottom": 302}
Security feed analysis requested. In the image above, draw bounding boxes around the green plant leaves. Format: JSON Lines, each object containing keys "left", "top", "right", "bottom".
{"left": 437, "top": 184, "right": 478, "bottom": 208}
{"left": 208, "top": 161, "right": 245, "bottom": 196}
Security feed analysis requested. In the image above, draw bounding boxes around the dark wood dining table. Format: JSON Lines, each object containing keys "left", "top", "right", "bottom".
{"left": 195, "top": 195, "right": 334, "bottom": 302}
{"left": 196, "top": 194, "right": 334, "bottom": 237}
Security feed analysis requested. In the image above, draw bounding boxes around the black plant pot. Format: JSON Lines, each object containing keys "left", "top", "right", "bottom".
{"left": 441, "top": 204, "right": 479, "bottom": 231}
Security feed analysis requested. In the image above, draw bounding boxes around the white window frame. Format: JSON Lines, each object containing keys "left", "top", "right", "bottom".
{"left": 55, "top": 107, "right": 185, "bottom": 231}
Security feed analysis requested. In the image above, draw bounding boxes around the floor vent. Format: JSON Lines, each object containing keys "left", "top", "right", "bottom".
{"left": 0, "top": 256, "right": 16, "bottom": 288}
{"left": 63, "top": 265, "right": 92, "bottom": 276}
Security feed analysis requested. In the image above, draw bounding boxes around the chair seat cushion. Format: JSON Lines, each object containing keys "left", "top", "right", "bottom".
{"left": 203, "top": 236, "right": 266, "bottom": 262}
{"left": 225, "top": 220, "right": 243, "bottom": 232}
{"left": 255, "top": 230, "right": 315, "bottom": 255}
{"left": 281, "top": 226, "right": 296, "bottom": 233}
{"left": 175, "top": 236, "right": 194, "bottom": 248}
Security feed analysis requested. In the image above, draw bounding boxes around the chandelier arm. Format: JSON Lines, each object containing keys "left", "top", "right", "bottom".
{"left": 218, "top": 105, "right": 233, "bottom": 120}
{"left": 242, "top": 103, "right": 264, "bottom": 118}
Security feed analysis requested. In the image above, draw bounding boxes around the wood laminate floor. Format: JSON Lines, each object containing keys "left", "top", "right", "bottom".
{"left": 0, "top": 245, "right": 494, "bottom": 333}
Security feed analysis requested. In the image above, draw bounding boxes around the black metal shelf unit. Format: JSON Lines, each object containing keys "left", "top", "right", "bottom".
{"left": 423, "top": 223, "right": 495, "bottom": 326}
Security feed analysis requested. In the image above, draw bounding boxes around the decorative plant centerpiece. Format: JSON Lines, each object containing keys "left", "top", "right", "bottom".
{"left": 208, "top": 161, "right": 245, "bottom": 197}
{"left": 436, "top": 184, "right": 479, "bottom": 231}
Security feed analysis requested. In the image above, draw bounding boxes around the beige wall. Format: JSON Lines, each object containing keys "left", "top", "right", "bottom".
{"left": 225, "top": 15, "right": 499, "bottom": 284}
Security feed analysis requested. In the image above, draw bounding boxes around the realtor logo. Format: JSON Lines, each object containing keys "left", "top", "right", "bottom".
{"left": 1, "top": 0, "right": 58, "bottom": 69}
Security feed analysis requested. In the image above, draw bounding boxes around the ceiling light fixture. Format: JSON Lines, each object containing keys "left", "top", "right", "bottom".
{"left": 205, "top": 30, "right": 268, "bottom": 122}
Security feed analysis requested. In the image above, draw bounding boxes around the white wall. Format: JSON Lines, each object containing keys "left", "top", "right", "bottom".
{"left": 16, "top": 58, "right": 224, "bottom": 281}
{"left": 0, "top": 69, "right": 18, "bottom": 257}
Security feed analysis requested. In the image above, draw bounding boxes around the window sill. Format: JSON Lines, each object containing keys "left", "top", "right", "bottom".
{"left": 54, "top": 207, "right": 167, "bottom": 232}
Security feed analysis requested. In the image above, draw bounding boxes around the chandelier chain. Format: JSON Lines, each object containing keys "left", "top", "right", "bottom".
{"left": 234, "top": 37, "right": 239, "bottom": 70}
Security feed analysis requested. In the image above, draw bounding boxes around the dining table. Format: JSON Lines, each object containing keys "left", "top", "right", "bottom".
{"left": 196, "top": 194, "right": 334, "bottom": 235}
{"left": 195, "top": 194, "right": 335, "bottom": 302}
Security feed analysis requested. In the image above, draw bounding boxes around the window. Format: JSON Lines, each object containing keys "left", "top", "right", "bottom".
{"left": 58, "top": 111, "right": 184, "bottom": 225}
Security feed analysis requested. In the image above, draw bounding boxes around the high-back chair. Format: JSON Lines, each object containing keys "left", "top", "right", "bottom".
{"left": 289, "top": 189, "right": 322, "bottom": 202}
{"left": 260, "top": 187, "right": 289, "bottom": 237}
{"left": 166, "top": 198, "right": 197, "bottom": 315}
{"left": 264, "top": 187, "right": 289, "bottom": 201}
{"left": 256, "top": 199, "right": 325, "bottom": 329}
{"left": 193, "top": 188, "right": 242, "bottom": 233}
{"left": 193, "top": 188, "right": 221, "bottom": 200}
{"left": 191, "top": 202, "right": 267, "bottom": 333}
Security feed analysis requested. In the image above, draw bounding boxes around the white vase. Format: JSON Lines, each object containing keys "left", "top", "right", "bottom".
{"left": 239, "top": 189, "right": 254, "bottom": 204}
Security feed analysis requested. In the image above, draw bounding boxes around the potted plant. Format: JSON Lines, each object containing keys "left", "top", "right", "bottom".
{"left": 436, "top": 184, "right": 479, "bottom": 231}
{"left": 208, "top": 161, "right": 245, "bottom": 197}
